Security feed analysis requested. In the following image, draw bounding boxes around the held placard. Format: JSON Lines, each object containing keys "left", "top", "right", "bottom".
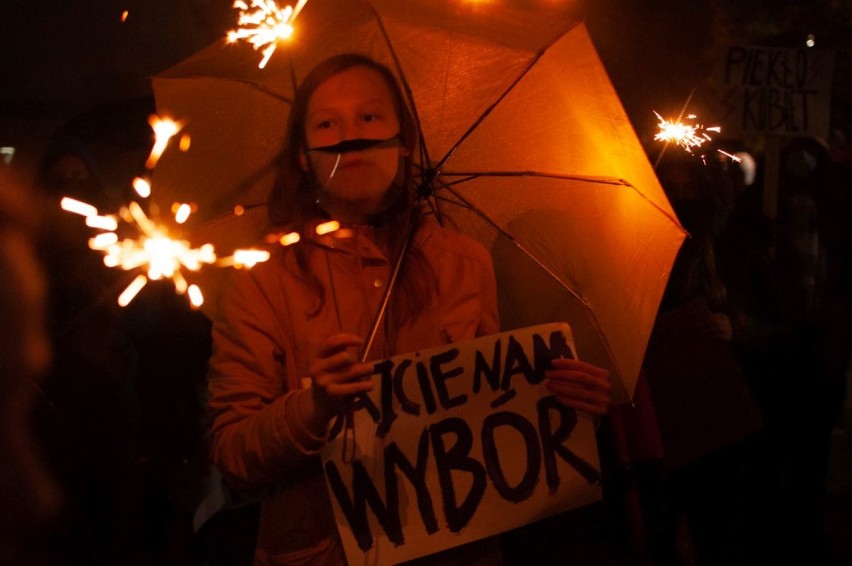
{"left": 321, "top": 322, "right": 602, "bottom": 565}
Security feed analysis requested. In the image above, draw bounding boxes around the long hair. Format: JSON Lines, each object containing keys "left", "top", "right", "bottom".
{"left": 268, "top": 53, "right": 435, "bottom": 331}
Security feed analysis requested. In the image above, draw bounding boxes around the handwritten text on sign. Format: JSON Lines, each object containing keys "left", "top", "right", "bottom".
{"left": 720, "top": 45, "right": 834, "bottom": 137}
{"left": 321, "top": 323, "right": 602, "bottom": 565}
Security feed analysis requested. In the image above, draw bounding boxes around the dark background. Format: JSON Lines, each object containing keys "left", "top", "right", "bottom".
{"left": 2, "top": 0, "right": 851, "bottom": 174}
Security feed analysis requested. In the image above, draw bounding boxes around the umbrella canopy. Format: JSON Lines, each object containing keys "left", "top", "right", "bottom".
{"left": 151, "top": 0, "right": 686, "bottom": 402}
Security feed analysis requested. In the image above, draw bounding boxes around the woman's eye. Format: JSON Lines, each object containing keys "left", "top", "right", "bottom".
{"left": 317, "top": 120, "right": 333, "bottom": 129}
{"left": 362, "top": 113, "right": 378, "bottom": 123}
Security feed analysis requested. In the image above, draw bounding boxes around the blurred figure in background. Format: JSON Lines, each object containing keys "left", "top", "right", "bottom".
{"left": 30, "top": 135, "right": 140, "bottom": 565}
{"left": 771, "top": 137, "right": 847, "bottom": 562}
{"left": 0, "top": 178, "right": 61, "bottom": 565}
{"left": 31, "top": 131, "right": 214, "bottom": 563}
{"left": 642, "top": 150, "right": 765, "bottom": 564}
{"left": 717, "top": 135, "right": 851, "bottom": 564}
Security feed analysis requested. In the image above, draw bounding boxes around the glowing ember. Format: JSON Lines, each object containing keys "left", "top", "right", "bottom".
{"left": 316, "top": 220, "right": 340, "bottom": 235}
{"left": 118, "top": 274, "right": 148, "bottom": 307}
{"left": 174, "top": 203, "right": 192, "bottom": 224}
{"left": 61, "top": 197, "right": 98, "bottom": 217}
{"left": 716, "top": 149, "right": 742, "bottom": 163}
{"left": 146, "top": 115, "right": 185, "bottom": 169}
{"left": 227, "top": 0, "right": 309, "bottom": 68}
{"left": 216, "top": 248, "right": 272, "bottom": 268}
{"left": 188, "top": 285, "right": 204, "bottom": 307}
{"left": 133, "top": 177, "right": 152, "bottom": 198}
{"left": 279, "top": 231, "right": 301, "bottom": 246}
{"left": 85, "top": 215, "right": 119, "bottom": 231}
{"left": 233, "top": 249, "right": 271, "bottom": 267}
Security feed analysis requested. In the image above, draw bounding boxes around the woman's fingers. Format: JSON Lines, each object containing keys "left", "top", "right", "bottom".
{"left": 315, "top": 333, "right": 363, "bottom": 358}
{"left": 315, "top": 361, "right": 375, "bottom": 391}
{"left": 545, "top": 358, "right": 611, "bottom": 416}
{"left": 310, "top": 334, "right": 375, "bottom": 419}
{"left": 310, "top": 333, "right": 367, "bottom": 378}
{"left": 550, "top": 357, "right": 610, "bottom": 378}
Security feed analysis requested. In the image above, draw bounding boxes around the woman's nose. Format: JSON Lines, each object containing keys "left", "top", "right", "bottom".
{"left": 339, "top": 118, "right": 362, "bottom": 141}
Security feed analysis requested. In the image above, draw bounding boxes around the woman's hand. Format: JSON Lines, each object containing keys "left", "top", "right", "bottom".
{"left": 545, "top": 358, "right": 611, "bottom": 417}
{"left": 309, "top": 333, "right": 375, "bottom": 423}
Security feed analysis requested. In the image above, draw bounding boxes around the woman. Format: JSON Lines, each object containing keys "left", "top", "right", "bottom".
{"left": 207, "top": 53, "right": 611, "bottom": 565}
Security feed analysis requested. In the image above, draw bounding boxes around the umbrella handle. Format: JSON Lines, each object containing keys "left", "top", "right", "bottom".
{"left": 358, "top": 197, "right": 422, "bottom": 362}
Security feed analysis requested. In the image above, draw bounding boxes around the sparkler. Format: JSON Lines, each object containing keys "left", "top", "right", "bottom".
{"left": 227, "top": 0, "right": 309, "bottom": 68}
{"left": 60, "top": 117, "right": 272, "bottom": 308}
{"left": 653, "top": 111, "right": 742, "bottom": 166}
{"left": 83, "top": 201, "right": 217, "bottom": 308}
{"left": 653, "top": 111, "right": 720, "bottom": 155}
{"left": 59, "top": 101, "right": 363, "bottom": 310}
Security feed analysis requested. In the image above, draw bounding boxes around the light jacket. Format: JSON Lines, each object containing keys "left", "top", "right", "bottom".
{"left": 207, "top": 215, "right": 499, "bottom": 565}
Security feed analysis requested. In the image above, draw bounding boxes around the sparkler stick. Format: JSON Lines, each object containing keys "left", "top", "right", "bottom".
{"left": 227, "top": 0, "right": 310, "bottom": 68}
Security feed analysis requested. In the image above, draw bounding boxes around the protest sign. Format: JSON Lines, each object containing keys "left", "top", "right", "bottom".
{"left": 718, "top": 44, "right": 835, "bottom": 138}
{"left": 321, "top": 322, "right": 602, "bottom": 565}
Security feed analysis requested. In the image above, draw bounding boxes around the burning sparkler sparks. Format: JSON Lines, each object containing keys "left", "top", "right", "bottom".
{"left": 653, "top": 111, "right": 720, "bottom": 154}
{"left": 59, "top": 101, "right": 372, "bottom": 311}
{"left": 227, "top": 0, "right": 309, "bottom": 68}
{"left": 653, "top": 110, "right": 740, "bottom": 165}
{"left": 59, "top": 112, "right": 274, "bottom": 308}
{"left": 83, "top": 201, "right": 217, "bottom": 307}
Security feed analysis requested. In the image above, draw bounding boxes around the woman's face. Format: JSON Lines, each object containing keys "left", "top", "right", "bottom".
{"left": 302, "top": 65, "right": 403, "bottom": 222}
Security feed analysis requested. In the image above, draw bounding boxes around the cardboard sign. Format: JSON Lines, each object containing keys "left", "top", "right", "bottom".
{"left": 718, "top": 44, "right": 835, "bottom": 138}
{"left": 321, "top": 323, "right": 602, "bottom": 565}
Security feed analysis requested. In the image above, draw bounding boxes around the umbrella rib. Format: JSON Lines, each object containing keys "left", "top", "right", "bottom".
{"left": 440, "top": 171, "right": 685, "bottom": 231}
{"left": 441, "top": 185, "right": 590, "bottom": 308}
{"left": 440, "top": 184, "right": 629, "bottom": 391}
{"left": 371, "top": 7, "right": 433, "bottom": 172}
{"left": 174, "top": 75, "right": 293, "bottom": 104}
{"left": 207, "top": 148, "right": 287, "bottom": 216}
{"left": 432, "top": 22, "right": 581, "bottom": 175}
{"left": 443, "top": 170, "right": 629, "bottom": 186}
